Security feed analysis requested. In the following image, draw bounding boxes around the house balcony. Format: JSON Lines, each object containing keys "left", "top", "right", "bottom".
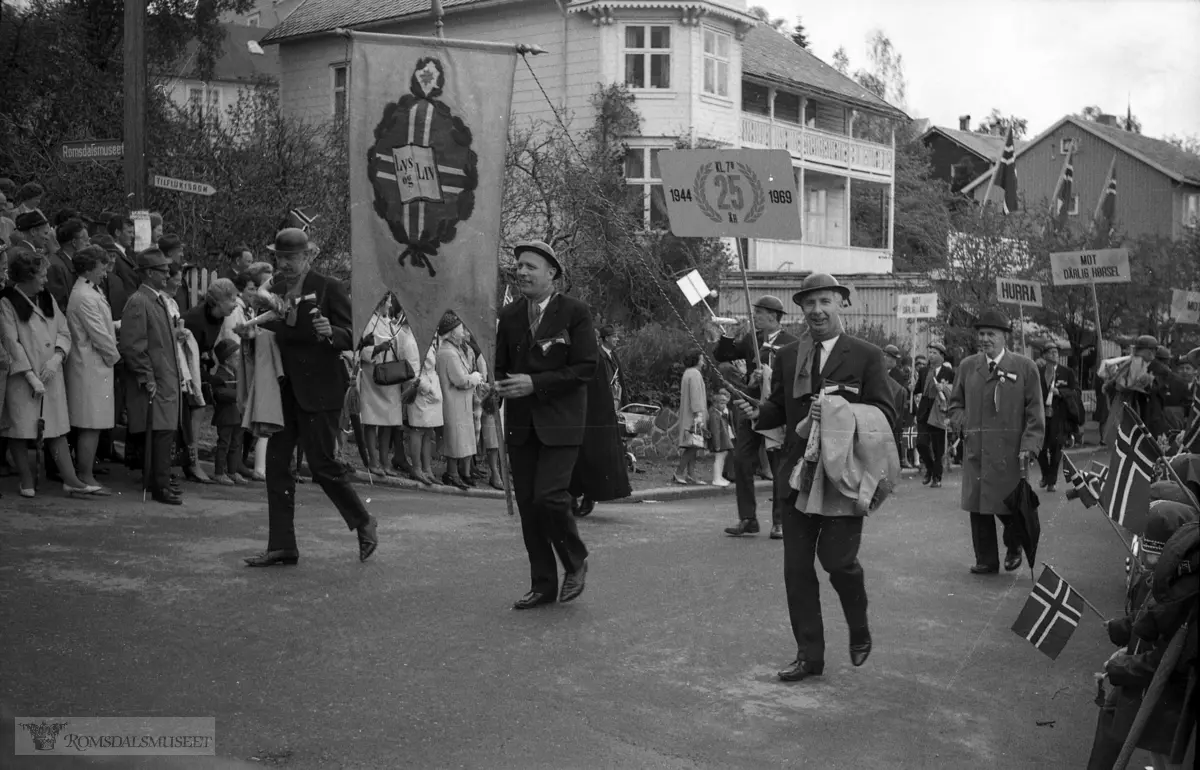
{"left": 740, "top": 115, "right": 894, "bottom": 180}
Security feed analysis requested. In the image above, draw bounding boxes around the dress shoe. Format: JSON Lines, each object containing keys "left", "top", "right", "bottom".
{"left": 1045, "top": 484, "right": 1056, "bottom": 493}
{"left": 559, "top": 560, "right": 588, "bottom": 603}
{"left": 357, "top": 515, "right": 379, "bottom": 562}
{"left": 969, "top": 564, "right": 999, "bottom": 574}
{"left": 461, "top": 475, "right": 477, "bottom": 488}
{"left": 931, "top": 478, "right": 942, "bottom": 488}
{"left": 922, "top": 472, "right": 932, "bottom": 485}
{"left": 777, "top": 658, "right": 824, "bottom": 682}
{"left": 212, "top": 474, "right": 235, "bottom": 486}
{"left": 769, "top": 524, "right": 784, "bottom": 540}
{"left": 1037, "top": 478, "right": 1048, "bottom": 489}
{"left": 724, "top": 519, "right": 760, "bottom": 537}
{"left": 849, "top": 628, "right": 872, "bottom": 667}
{"left": 244, "top": 549, "right": 300, "bottom": 567}
{"left": 184, "top": 466, "right": 212, "bottom": 484}
{"left": 513, "top": 591, "right": 556, "bottom": 610}
{"left": 1004, "top": 552, "right": 1023, "bottom": 572}
{"left": 576, "top": 497, "right": 595, "bottom": 517}
{"left": 443, "top": 472, "right": 468, "bottom": 490}
{"left": 152, "top": 490, "right": 183, "bottom": 506}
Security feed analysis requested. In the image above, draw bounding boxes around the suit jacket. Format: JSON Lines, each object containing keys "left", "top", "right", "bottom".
{"left": 918, "top": 362, "right": 955, "bottom": 426}
{"left": 714, "top": 327, "right": 799, "bottom": 381}
{"left": 118, "top": 285, "right": 181, "bottom": 433}
{"left": 260, "top": 270, "right": 354, "bottom": 413}
{"left": 494, "top": 293, "right": 597, "bottom": 447}
{"left": 1041, "top": 362, "right": 1080, "bottom": 437}
{"left": 105, "top": 247, "right": 141, "bottom": 322}
{"left": 45, "top": 246, "right": 76, "bottom": 312}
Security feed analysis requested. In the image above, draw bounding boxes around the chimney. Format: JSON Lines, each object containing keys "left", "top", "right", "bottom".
{"left": 958, "top": 114, "right": 971, "bottom": 131}
{"left": 1097, "top": 114, "right": 1118, "bottom": 127}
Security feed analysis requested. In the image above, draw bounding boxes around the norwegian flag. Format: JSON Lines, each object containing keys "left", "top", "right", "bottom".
{"left": 283, "top": 207, "right": 318, "bottom": 232}
{"left": 1099, "top": 405, "right": 1161, "bottom": 535}
{"left": 1092, "top": 155, "right": 1118, "bottom": 243}
{"left": 1062, "top": 454, "right": 1101, "bottom": 508}
{"left": 1178, "top": 388, "right": 1200, "bottom": 453}
{"left": 1050, "top": 147, "right": 1074, "bottom": 232}
{"left": 1011, "top": 565, "right": 1085, "bottom": 660}
{"left": 992, "top": 126, "right": 1020, "bottom": 214}
{"left": 902, "top": 425, "right": 918, "bottom": 451}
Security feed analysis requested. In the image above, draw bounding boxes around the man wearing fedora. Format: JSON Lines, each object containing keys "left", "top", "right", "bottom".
{"left": 118, "top": 248, "right": 185, "bottom": 505}
{"left": 916, "top": 342, "right": 955, "bottom": 488}
{"left": 736, "top": 273, "right": 895, "bottom": 682}
{"left": 1036, "top": 343, "right": 1079, "bottom": 492}
{"left": 946, "top": 310, "right": 1045, "bottom": 574}
{"left": 242, "top": 228, "right": 378, "bottom": 567}
{"left": 714, "top": 294, "right": 800, "bottom": 539}
{"left": 494, "top": 240, "right": 596, "bottom": 609}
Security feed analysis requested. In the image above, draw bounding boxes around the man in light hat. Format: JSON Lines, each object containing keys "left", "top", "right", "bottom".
{"left": 1036, "top": 343, "right": 1078, "bottom": 493}
{"left": 118, "top": 248, "right": 185, "bottom": 505}
{"left": 736, "top": 273, "right": 896, "bottom": 682}
{"left": 916, "top": 342, "right": 955, "bottom": 487}
{"left": 242, "top": 228, "right": 378, "bottom": 567}
{"left": 495, "top": 240, "right": 597, "bottom": 610}
{"left": 714, "top": 293, "right": 799, "bottom": 539}
{"left": 947, "top": 309, "right": 1045, "bottom": 574}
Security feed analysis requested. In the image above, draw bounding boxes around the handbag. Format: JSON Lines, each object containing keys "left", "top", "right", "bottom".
{"left": 369, "top": 326, "right": 414, "bottom": 386}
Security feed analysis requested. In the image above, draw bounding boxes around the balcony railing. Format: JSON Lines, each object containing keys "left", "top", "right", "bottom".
{"left": 740, "top": 115, "right": 894, "bottom": 177}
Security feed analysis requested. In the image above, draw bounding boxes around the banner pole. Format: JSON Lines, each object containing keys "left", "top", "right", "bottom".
{"left": 1090, "top": 281, "right": 1104, "bottom": 352}
{"left": 734, "top": 239, "right": 762, "bottom": 376}
{"left": 432, "top": 0, "right": 445, "bottom": 38}
{"left": 1018, "top": 305, "right": 1025, "bottom": 355}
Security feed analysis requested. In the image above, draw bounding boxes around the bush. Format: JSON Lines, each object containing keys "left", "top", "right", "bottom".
{"left": 620, "top": 322, "right": 704, "bottom": 409}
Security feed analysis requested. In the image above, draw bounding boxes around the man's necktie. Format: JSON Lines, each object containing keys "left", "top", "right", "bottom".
{"left": 811, "top": 344, "right": 823, "bottom": 393}
{"left": 988, "top": 360, "right": 997, "bottom": 376}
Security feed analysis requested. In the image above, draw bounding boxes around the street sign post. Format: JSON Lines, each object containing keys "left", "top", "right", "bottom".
{"left": 897, "top": 293, "right": 938, "bottom": 318}
{"left": 996, "top": 277, "right": 1043, "bottom": 307}
{"left": 152, "top": 175, "right": 216, "bottom": 196}
{"left": 658, "top": 149, "right": 802, "bottom": 239}
{"left": 1048, "top": 248, "right": 1130, "bottom": 286}
{"left": 60, "top": 140, "right": 124, "bottom": 163}
{"left": 1170, "top": 289, "right": 1200, "bottom": 325}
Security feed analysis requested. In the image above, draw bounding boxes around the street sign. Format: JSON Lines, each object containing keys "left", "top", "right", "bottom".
{"left": 1048, "top": 248, "right": 1130, "bottom": 285}
{"left": 658, "top": 149, "right": 802, "bottom": 239}
{"left": 153, "top": 175, "right": 216, "bottom": 196}
{"left": 1170, "top": 289, "right": 1200, "bottom": 325}
{"left": 60, "top": 139, "right": 124, "bottom": 163}
{"left": 996, "top": 277, "right": 1043, "bottom": 307}
{"left": 897, "top": 293, "right": 938, "bottom": 318}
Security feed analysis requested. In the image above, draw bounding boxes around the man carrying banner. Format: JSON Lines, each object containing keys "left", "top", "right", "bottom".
{"left": 495, "top": 241, "right": 596, "bottom": 610}
{"left": 947, "top": 309, "right": 1045, "bottom": 574}
{"left": 243, "top": 228, "right": 378, "bottom": 567}
{"left": 1036, "top": 343, "right": 1079, "bottom": 493}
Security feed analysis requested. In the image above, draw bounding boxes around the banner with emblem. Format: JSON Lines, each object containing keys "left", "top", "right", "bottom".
{"left": 348, "top": 31, "right": 518, "bottom": 365}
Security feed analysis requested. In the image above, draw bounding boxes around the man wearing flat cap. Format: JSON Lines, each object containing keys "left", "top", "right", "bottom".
{"left": 494, "top": 240, "right": 597, "bottom": 610}
{"left": 242, "top": 228, "right": 378, "bottom": 567}
{"left": 714, "top": 293, "right": 800, "bottom": 539}
{"left": 1036, "top": 344, "right": 1079, "bottom": 493}
{"left": 916, "top": 342, "right": 955, "bottom": 488}
{"left": 947, "top": 309, "right": 1045, "bottom": 575}
{"left": 12, "top": 210, "right": 52, "bottom": 254}
{"left": 736, "top": 273, "right": 895, "bottom": 682}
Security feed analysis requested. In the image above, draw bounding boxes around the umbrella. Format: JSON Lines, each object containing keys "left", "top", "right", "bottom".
{"left": 33, "top": 396, "right": 45, "bottom": 492}
{"left": 142, "top": 395, "right": 155, "bottom": 502}
{"left": 1003, "top": 471, "right": 1041, "bottom": 578}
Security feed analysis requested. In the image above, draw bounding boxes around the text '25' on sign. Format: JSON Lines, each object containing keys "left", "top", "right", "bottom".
{"left": 657, "top": 150, "right": 802, "bottom": 239}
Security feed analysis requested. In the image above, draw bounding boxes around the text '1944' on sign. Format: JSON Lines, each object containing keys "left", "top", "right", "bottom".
{"left": 657, "top": 149, "right": 802, "bottom": 239}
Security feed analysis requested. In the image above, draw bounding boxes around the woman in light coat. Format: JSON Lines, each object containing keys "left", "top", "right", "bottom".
{"left": 406, "top": 334, "right": 443, "bottom": 486}
{"left": 357, "top": 294, "right": 409, "bottom": 476}
{"left": 673, "top": 350, "right": 708, "bottom": 485}
{"left": 435, "top": 312, "right": 483, "bottom": 489}
{"left": 65, "top": 246, "right": 120, "bottom": 490}
{"left": 0, "top": 249, "right": 101, "bottom": 497}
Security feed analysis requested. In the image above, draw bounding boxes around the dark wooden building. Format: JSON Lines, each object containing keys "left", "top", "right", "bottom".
{"left": 921, "top": 116, "right": 1029, "bottom": 193}
{"left": 963, "top": 115, "right": 1200, "bottom": 240}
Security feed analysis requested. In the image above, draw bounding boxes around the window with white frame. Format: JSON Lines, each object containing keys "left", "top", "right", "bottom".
{"left": 188, "top": 86, "right": 221, "bottom": 120}
{"left": 1185, "top": 193, "right": 1200, "bottom": 227}
{"left": 332, "top": 64, "right": 348, "bottom": 121}
{"left": 1060, "top": 137, "right": 1076, "bottom": 155}
{"left": 246, "top": 12, "right": 260, "bottom": 26}
{"left": 624, "top": 26, "right": 671, "bottom": 90}
{"left": 1069, "top": 194, "right": 1080, "bottom": 216}
{"left": 625, "top": 147, "right": 669, "bottom": 229}
{"left": 702, "top": 29, "right": 730, "bottom": 97}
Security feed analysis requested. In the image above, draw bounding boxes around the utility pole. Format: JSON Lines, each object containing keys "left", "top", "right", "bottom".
{"left": 124, "top": 0, "right": 148, "bottom": 208}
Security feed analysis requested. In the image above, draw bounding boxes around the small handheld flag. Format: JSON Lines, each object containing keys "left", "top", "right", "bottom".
{"left": 1062, "top": 454, "right": 1101, "bottom": 508}
{"left": 1177, "top": 388, "right": 1200, "bottom": 453}
{"left": 1011, "top": 565, "right": 1085, "bottom": 660}
{"left": 1099, "top": 405, "right": 1161, "bottom": 535}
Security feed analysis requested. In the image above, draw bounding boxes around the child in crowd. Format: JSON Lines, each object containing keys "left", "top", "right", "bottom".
{"left": 209, "top": 339, "right": 248, "bottom": 486}
{"left": 708, "top": 388, "right": 735, "bottom": 487}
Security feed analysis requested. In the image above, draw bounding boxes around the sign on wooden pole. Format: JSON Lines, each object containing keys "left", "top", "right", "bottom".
{"left": 996, "top": 277, "right": 1043, "bottom": 307}
{"left": 897, "top": 293, "right": 938, "bottom": 318}
{"left": 60, "top": 140, "right": 124, "bottom": 163}
{"left": 1048, "top": 249, "right": 1130, "bottom": 285}
{"left": 658, "top": 149, "right": 802, "bottom": 239}
{"left": 1170, "top": 289, "right": 1200, "bottom": 325}
{"left": 153, "top": 175, "right": 216, "bottom": 196}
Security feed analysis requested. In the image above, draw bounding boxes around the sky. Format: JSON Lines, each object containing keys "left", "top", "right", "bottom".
{"left": 750, "top": 0, "right": 1200, "bottom": 140}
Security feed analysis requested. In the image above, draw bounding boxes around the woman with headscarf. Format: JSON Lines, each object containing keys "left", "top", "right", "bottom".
{"left": 406, "top": 334, "right": 443, "bottom": 486}
{"left": 357, "top": 293, "right": 410, "bottom": 477}
{"left": 435, "top": 311, "right": 484, "bottom": 489}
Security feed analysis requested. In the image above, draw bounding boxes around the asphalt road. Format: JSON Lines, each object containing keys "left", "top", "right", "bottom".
{"left": 1, "top": 453, "right": 1143, "bottom": 769}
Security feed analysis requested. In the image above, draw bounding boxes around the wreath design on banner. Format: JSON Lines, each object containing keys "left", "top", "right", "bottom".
{"left": 692, "top": 161, "right": 767, "bottom": 225}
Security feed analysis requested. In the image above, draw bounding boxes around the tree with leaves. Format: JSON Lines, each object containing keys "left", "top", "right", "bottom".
{"left": 791, "top": 16, "right": 809, "bottom": 48}
{"left": 975, "top": 109, "right": 1029, "bottom": 140}
{"left": 1075, "top": 105, "right": 1141, "bottom": 134}
{"left": 747, "top": 5, "right": 788, "bottom": 32}
{"left": 1164, "top": 134, "right": 1200, "bottom": 156}
{"left": 831, "top": 46, "right": 850, "bottom": 74}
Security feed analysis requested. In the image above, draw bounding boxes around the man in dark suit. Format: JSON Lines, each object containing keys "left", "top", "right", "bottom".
{"left": 597, "top": 324, "right": 627, "bottom": 412}
{"left": 495, "top": 240, "right": 597, "bottom": 610}
{"left": 714, "top": 294, "right": 799, "bottom": 539}
{"left": 242, "top": 228, "right": 377, "bottom": 567}
{"left": 916, "top": 342, "right": 955, "bottom": 488}
{"left": 1037, "top": 344, "right": 1078, "bottom": 492}
{"left": 736, "top": 274, "right": 895, "bottom": 683}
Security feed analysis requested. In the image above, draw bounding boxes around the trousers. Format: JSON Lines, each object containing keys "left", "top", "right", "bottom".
{"left": 782, "top": 511, "right": 868, "bottom": 662}
{"left": 916, "top": 424, "right": 946, "bottom": 480}
{"left": 733, "top": 421, "right": 782, "bottom": 525}
{"left": 265, "top": 385, "right": 369, "bottom": 552}
{"left": 970, "top": 512, "right": 1020, "bottom": 569}
{"left": 129, "top": 430, "right": 175, "bottom": 492}
{"left": 508, "top": 431, "right": 588, "bottom": 595}
{"left": 1037, "top": 428, "right": 1063, "bottom": 486}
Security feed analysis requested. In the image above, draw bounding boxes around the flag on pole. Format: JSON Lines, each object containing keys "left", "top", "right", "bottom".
{"left": 1178, "top": 388, "right": 1200, "bottom": 453}
{"left": 283, "top": 206, "right": 318, "bottom": 232}
{"left": 992, "top": 126, "right": 1020, "bottom": 214}
{"left": 1011, "top": 565, "right": 1085, "bottom": 660}
{"left": 1092, "top": 155, "right": 1118, "bottom": 243}
{"left": 1049, "top": 147, "right": 1074, "bottom": 232}
{"left": 1062, "top": 454, "right": 1101, "bottom": 508}
{"left": 348, "top": 31, "right": 518, "bottom": 367}
{"left": 1099, "top": 405, "right": 1161, "bottom": 535}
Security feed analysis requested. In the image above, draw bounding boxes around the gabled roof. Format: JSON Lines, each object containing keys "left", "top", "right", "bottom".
{"left": 169, "top": 23, "right": 279, "bottom": 83}
{"left": 920, "top": 126, "right": 1029, "bottom": 162}
{"left": 741, "top": 25, "right": 906, "bottom": 120}
{"left": 962, "top": 115, "right": 1200, "bottom": 193}
{"left": 261, "top": 0, "right": 518, "bottom": 44}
